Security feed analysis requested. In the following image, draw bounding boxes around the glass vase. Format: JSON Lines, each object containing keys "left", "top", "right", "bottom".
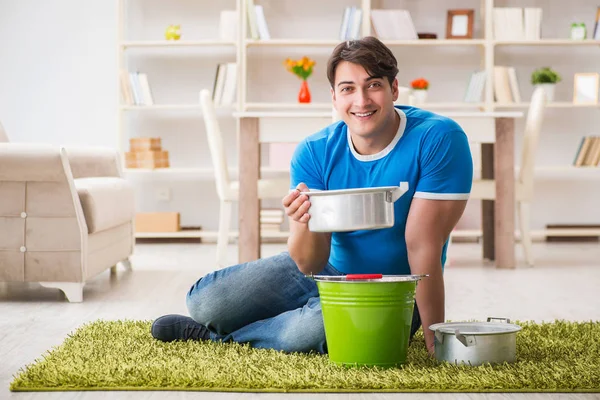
{"left": 298, "top": 80, "right": 311, "bottom": 103}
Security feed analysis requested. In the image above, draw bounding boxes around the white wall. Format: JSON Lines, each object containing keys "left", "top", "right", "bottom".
{"left": 1, "top": 0, "right": 599, "bottom": 232}
{"left": 0, "top": 0, "right": 118, "bottom": 147}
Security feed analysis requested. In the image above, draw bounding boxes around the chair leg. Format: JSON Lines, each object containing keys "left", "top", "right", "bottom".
{"left": 120, "top": 258, "right": 132, "bottom": 271}
{"left": 39, "top": 282, "right": 85, "bottom": 303}
{"left": 216, "top": 200, "right": 233, "bottom": 268}
{"left": 518, "top": 201, "right": 534, "bottom": 267}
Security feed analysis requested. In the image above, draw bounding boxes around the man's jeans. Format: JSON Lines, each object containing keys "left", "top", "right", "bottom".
{"left": 186, "top": 251, "right": 422, "bottom": 354}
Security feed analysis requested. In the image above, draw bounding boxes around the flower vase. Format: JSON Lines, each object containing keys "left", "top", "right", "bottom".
{"left": 413, "top": 89, "right": 428, "bottom": 104}
{"left": 298, "top": 80, "right": 311, "bottom": 103}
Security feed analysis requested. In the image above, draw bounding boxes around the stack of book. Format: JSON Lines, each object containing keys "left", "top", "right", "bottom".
{"left": 493, "top": 66, "right": 522, "bottom": 103}
{"left": 246, "top": 0, "right": 270, "bottom": 40}
{"left": 120, "top": 70, "right": 154, "bottom": 106}
{"left": 464, "top": 70, "right": 487, "bottom": 103}
{"left": 493, "top": 8, "right": 542, "bottom": 40}
{"left": 212, "top": 63, "right": 237, "bottom": 106}
{"left": 370, "top": 9, "right": 418, "bottom": 40}
{"left": 125, "top": 138, "right": 170, "bottom": 169}
{"left": 573, "top": 136, "right": 600, "bottom": 167}
{"left": 339, "top": 6, "right": 363, "bottom": 40}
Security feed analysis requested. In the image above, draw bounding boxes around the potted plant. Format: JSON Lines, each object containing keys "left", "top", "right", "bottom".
{"left": 284, "top": 56, "right": 316, "bottom": 103}
{"left": 410, "top": 78, "right": 429, "bottom": 104}
{"left": 531, "top": 67, "right": 561, "bottom": 102}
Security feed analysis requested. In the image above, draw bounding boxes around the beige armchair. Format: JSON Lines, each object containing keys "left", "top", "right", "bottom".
{"left": 0, "top": 143, "right": 135, "bottom": 302}
{"left": 0, "top": 121, "right": 8, "bottom": 142}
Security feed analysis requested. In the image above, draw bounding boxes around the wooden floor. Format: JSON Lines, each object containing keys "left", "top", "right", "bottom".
{"left": 1, "top": 242, "right": 599, "bottom": 400}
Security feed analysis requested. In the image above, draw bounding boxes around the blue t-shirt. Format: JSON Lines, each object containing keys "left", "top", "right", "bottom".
{"left": 290, "top": 106, "right": 473, "bottom": 275}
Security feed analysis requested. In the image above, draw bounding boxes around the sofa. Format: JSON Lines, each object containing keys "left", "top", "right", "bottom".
{"left": 0, "top": 143, "right": 135, "bottom": 302}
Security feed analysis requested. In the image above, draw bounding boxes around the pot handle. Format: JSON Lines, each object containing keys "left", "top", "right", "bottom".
{"left": 434, "top": 329, "right": 445, "bottom": 344}
{"left": 455, "top": 329, "right": 477, "bottom": 347}
{"left": 488, "top": 317, "right": 510, "bottom": 323}
{"left": 388, "top": 182, "right": 409, "bottom": 203}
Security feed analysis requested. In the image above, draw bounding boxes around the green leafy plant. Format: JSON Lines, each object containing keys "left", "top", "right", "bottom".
{"left": 531, "top": 67, "right": 562, "bottom": 85}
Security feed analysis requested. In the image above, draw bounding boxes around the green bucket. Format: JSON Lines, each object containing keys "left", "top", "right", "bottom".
{"left": 315, "top": 273, "right": 426, "bottom": 367}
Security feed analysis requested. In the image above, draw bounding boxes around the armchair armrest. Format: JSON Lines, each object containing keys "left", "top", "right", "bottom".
{"left": 62, "top": 146, "right": 122, "bottom": 179}
{"left": 0, "top": 143, "right": 66, "bottom": 181}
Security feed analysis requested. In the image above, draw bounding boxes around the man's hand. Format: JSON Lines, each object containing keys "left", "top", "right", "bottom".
{"left": 427, "top": 341, "right": 435, "bottom": 357}
{"left": 284, "top": 183, "right": 331, "bottom": 275}
{"left": 406, "top": 198, "right": 467, "bottom": 355}
{"left": 282, "top": 183, "right": 311, "bottom": 224}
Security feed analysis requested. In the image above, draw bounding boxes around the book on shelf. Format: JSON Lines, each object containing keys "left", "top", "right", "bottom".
{"left": 493, "top": 66, "right": 521, "bottom": 104}
{"left": 339, "top": 6, "right": 363, "bottom": 40}
{"left": 573, "top": 136, "right": 600, "bottom": 167}
{"left": 246, "top": 0, "right": 270, "bottom": 40}
{"left": 464, "top": 70, "right": 487, "bottom": 103}
{"left": 493, "top": 7, "right": 541, "bottom": 40}
{"left": 212, "top": 63, "right": 237, "bottom": 106}
{"left": 370, "top": 9, "right": 417, "bottom": 40}
{"left": 594, "top": 7, "right": 600, "bottom": 40}
{"left": 120, "top": 69, "right": 154, "bottom": 106}
{"left": 219, "top": 10, "right": 238, "bottom": 42}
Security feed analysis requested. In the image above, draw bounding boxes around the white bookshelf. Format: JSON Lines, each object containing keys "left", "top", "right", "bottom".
{"left": 118, "top": 0, "right": 600, "bottom": 239}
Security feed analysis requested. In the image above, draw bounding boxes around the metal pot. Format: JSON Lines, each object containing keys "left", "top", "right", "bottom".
{"left": 304, "top": 182, "right": 409, "bottom": 232}
{"left": 429, "top": 317, "right": 522, "bottom": 366}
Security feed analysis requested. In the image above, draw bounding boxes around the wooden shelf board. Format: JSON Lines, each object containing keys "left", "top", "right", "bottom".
{"left": 494, "top": 39, "right": 600, "bottom": 46}
{"left": 451, "top": 229, "right": 600, "bottom": 238}
{"left": 494, "top": 102, "right": 599, "bottom": 109}
{"left": 245, "top": 102, "right": 332, "bottom": 110}
{"left": 121, "top": 40, "right": 236, "bottom": 48}
{"left": 120, "top": 104, "right": 236, "bottom": 112}
{"left": 245, "top": 39, "right": 340, "bottom": 47}
{"left": 135, "top": 230, "right": 290, "bottom": 239}
{"left": 124, "top": 167, "right": 289, "bottom": 178}
{"left": 383, "top": 39, "right": 486, "bottom": 46}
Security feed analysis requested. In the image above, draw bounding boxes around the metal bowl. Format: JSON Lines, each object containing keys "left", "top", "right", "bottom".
{"left": 304, "top": 182, "right": 409, "bottom": 232}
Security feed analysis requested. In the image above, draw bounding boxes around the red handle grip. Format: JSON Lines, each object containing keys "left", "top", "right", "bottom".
{"left": 346, "top": 274, "right": 383, "bottom": 280}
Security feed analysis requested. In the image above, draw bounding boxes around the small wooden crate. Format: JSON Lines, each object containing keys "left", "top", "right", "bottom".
{"left": 135, "top": 212, "right": 181, "bottom": 233}
{"left": 125, "top": 151, "right": 170, "bottom": 169}
{"left": 130, "top": 137, "right": 162, "bottom": 152}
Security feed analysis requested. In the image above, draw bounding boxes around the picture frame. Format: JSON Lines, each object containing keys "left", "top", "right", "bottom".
{"left": 573, "top": 73, "right": 599, "bottom": 104}
{"left": 446, "top": 9, "right": 474, "bottom": 39}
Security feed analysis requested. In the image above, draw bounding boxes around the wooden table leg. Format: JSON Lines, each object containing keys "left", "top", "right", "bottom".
{"left": 494, "top": 117, "right": 516, "bottom": 269}
{"left": 238, "top": 117, "right": 261, "bottom": 264}
{"left": 481, "top": 143, "right": 495, "bottom": 261}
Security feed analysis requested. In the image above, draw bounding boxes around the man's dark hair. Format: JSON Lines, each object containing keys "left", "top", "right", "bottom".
{"left": 327, "top": 36, "right": 399, "bottom": 89}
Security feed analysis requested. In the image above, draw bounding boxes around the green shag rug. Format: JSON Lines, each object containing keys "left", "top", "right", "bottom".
{"left": 10, "top": 320, "right": 600, "bottom": 393}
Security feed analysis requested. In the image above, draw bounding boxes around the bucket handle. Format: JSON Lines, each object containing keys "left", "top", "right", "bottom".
{"left": 346, "top": 274, "right": 383, "bottom": 280}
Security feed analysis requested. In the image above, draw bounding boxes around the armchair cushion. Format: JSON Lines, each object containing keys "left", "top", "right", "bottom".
{"left": 75, "top": 177, "right": 135, "bottom": 234}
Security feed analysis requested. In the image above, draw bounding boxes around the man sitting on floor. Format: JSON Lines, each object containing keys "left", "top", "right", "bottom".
{"left": 151, "top": 36, "right": 473, "bottom": 356}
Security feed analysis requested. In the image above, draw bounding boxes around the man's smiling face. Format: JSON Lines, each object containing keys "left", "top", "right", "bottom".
{"left": 331, "top": 61, "right": 399, "bottom": 140}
